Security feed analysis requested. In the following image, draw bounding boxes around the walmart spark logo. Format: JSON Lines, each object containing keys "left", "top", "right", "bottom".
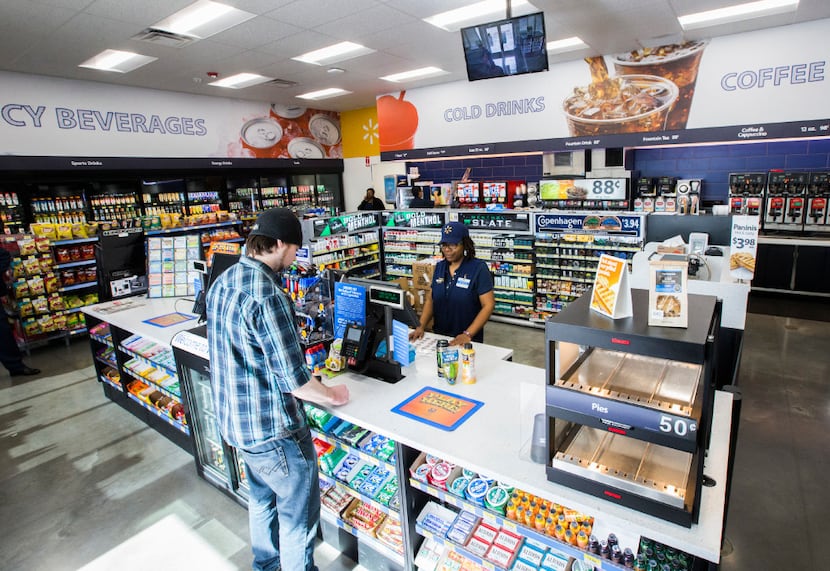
{"left": 362, "top": 118, "right": 378, "bottom": 145}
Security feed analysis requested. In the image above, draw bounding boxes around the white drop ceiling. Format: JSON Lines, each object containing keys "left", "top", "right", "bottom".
{"left": 1, "top": 0, "right": 828, "bottom": 112}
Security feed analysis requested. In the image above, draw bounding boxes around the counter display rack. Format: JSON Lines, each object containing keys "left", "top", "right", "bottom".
{"left": 260, "top": 175, "right": 289, "bottom": 210}
{"left": 380, "top": 210, "right": 446, "bottom": 279}
{"left": 545, "top": 289, "right": 720, "bottom": 527}
{"left": 533, "top": 212, "right": 645, "bottom": 322}
{"left": 225, "top": 178, "right": 259, "bottom": 218}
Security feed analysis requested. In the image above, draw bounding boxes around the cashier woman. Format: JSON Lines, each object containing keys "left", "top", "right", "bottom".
{"left": 410, "top": 222, "right": 495, "bottom": 345}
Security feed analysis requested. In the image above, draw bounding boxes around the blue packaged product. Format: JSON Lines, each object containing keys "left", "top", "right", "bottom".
{"left": 511, "top": 559, "right": 537, "bottom": 571}
{"left": 448, "top": 476, "right": 470, "bottom": 498}
{"left": 456, "top": 510, "right": 479, "bottom": 524}
{"left": 517, "top": 543, "right": 546, "bottom": 566}
{"left": 466, "top": 478, "right": 489, "bottom": 506}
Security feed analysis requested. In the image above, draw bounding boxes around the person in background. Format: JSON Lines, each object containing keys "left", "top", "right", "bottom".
{"left": 408, "top": 186, "right": 435, "bottom": 208}
{"left": 409, "top": 222, "right": 495, "bottom": 346}
{"left": 0, "top": 236, "right": 39, "bottom": 377}
{"left": 206, "top": 208, "right": 350, "bottom": 571}
{"left": 356, "top": 187, "right": 385, "bottom": 210}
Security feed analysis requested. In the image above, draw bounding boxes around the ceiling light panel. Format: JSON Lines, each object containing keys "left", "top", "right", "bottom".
{"left": 208, "top": 73, "right": 273, "bottom": 89}
{"left": 151, "top": 0, "right": 255, "bottom": 39}
{"left": 292, "top": 42, "right": 376, "bottom": 66}
{"left": 546, "top": 36, "right": 587, "bottom": 53}
{"left": 297, "top": 88, "right": 352, "bottom": 100}
{"left": 381, "top": 67, "right": 448, "bottom": 82}
{"left": 79, "top": 50, "right": 157, "bottom": 73}
{"left": 678, "top": 0, "right": 799, "bottom": 30}
{"left": 424, "top": 0, "right": 537, "bottom": 32}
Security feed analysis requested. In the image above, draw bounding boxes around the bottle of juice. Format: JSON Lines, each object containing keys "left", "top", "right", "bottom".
{"left": 460, "top": 342, "right": 477, "bottom": 384}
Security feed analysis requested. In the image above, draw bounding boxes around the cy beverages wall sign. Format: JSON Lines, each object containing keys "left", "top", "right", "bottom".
{"left": 377, "top": 19, "right": 830, "bottom": 160}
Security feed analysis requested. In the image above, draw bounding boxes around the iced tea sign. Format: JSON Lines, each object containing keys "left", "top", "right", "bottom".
{"left": 729, "top": 215, "right": 759, "bottom": 281}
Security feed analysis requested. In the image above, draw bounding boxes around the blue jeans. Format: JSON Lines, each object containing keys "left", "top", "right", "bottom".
{"left": 240, "top": 429, "right": 320, "bottom": 571}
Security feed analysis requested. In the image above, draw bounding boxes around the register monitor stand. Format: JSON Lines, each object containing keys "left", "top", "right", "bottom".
{"left": 365, "top": 304, "right": 404, "bottom": 384}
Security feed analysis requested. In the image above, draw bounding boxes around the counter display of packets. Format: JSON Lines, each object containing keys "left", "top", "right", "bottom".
{"left": 375, "top": 515, "right": 404, "bottom": 555}
{"left": 321, "top": 486, "right": 355, "bottom": 515}
{"left": 304, "top": 404, "right": 342, "bottom": 432}
{"left": 342, "top": 500, "right": 386, "bottom": 534}
{"left": 121, "top": 335, "right": 177, "bottom": 370}
{"left": 417, "top": 502, "right": 457, "bottom": 538}
{"left": 333, "top": 422, "right": 369, "bottom": 446}
{"left": 358, "top": 432, "right": 397, "bottom": 462}
{"left": 123, "top": 357, "right": 179, "bottom": 395}
{"left": 357, "top": 465, "right": 392, "bottom": 500}
{"left": 147, "top": 235, "right": 202, "bottom": 298}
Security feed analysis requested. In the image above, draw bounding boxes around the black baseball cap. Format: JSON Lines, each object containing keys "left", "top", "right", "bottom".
{"left": 249, "top": 208, "right": 303, "bottom": 246}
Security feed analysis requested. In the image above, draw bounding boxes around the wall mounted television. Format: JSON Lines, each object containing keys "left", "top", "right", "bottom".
{"left": 461, "top": 11, "right": 548, "bottom": 81}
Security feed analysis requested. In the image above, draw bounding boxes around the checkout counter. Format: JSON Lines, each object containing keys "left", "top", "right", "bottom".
{"left": 83, "top": 293, "right": 737, "bottom": 571}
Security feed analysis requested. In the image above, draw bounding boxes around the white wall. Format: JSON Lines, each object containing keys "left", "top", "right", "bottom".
{"left": 342, "top": 156, "right": 406, "bottom": 211}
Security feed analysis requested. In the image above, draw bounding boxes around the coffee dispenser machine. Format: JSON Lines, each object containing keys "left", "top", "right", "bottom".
{"left": 765, "top": 171, "right": 807, "bottom": 230}
{"left": 729, "top": 172, "right": 766, "bottom": 217}
{"left": 805, "top": 172, "right": 830, "bottom": 231}
{"left": 676, "top": 179, "right": 702, "bottom": 215}
{"left": 633, "top": 177, "right": 655, "bottom": 212}
{"left": 655, "top": 176, "right": 677, "bottom": 213}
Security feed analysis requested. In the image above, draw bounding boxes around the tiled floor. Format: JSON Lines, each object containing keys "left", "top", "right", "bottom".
{"left": 0, "top": 306, "right": 827, "bottom": 569}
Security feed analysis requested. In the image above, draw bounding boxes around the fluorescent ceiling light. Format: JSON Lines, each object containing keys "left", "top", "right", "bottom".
{"left": 381, "top": 66, "right": 448, "bottom": 83}
{"left": 292, "top": 42, "right": 375, "bottom": 66}
{"left": 152, "top": 0, "right": 255, "bottom": 39}
{"left": 424, "top": 0, "right": 534, "bottom": 31}
{"left": 546, "top": 36, "right": 587, "bottom": 53}
{"left": 79, "top": 50, "right": 157, "bottom": 73}
{"left": 208, "top": 73, "right": 273, "bottom": 89}
{"left": 296, "top": 88, "right": 352, "bottom": 100}
{"left": 678, "top": 0, "right": 799, "bottom": 30}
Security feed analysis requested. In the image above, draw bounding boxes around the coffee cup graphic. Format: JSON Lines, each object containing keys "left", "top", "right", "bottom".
{"left": 378, "top": 91, "right": 419, "bottom": 152}
{"left": 611, "top": 40, "right": 708, "bottom": 130}
{"left": 563, "top": 74, "right": 679, "bottom": 136}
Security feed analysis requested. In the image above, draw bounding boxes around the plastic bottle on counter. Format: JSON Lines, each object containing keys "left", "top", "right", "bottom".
{"left": 436, "top": 339, "right": 448, "bottom": 379}
{"left": 460, "top": 342, "right": 477, "bottom": 384}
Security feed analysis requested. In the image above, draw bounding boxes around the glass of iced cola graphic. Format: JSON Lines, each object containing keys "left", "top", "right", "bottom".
{"left": 611, "top": 41, "right": 707, "bottom": 130}
{"left": 563, "top": 74, "right": 679, "bottom": 136}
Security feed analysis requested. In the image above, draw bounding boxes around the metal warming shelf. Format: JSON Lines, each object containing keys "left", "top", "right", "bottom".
{"left": 558, "top": 348, "right": 702, "bottom": 416}
{"left": 552, "top": 425, "right": 692, "bottom": 509}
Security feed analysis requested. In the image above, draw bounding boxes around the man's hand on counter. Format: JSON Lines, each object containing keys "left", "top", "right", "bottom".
{"left": 292, "top": 376, "right": 350, "bottom": 407}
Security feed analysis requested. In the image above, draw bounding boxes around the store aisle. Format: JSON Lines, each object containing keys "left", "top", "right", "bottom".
{"left": 0, "top": 313, "right": 827, "bottom": 569}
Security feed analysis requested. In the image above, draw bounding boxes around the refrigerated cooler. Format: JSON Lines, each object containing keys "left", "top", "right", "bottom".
{"left": 545, "top": 289, "right": 720, "bottom": 527}
{"left": 172, "top": 326, "right": 248, "bottom": 505}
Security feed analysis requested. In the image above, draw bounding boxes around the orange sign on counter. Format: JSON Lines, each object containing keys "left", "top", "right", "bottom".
{"left": 590, "top": 254, "right": 632, "bottom": 319}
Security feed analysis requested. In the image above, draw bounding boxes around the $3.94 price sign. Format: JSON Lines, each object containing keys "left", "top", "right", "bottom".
{"left": 588, "top": 178, "right": 627, "bottom": 200}
{"left": 730, "top": 215, "right": 760, "bottom": 280}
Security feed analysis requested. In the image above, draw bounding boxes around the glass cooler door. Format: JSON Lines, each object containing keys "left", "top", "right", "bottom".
{"left": 180, "top": 363, "right": 233, "bottom": 488}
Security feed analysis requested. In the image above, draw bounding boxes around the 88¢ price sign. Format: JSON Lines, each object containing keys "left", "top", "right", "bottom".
{"left": 588, "top": 178, "right": 627, "bottom": 200}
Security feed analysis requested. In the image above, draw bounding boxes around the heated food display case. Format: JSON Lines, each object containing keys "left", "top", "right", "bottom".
{"left": 545, "top": 289, "right": 720, "bottom": 527}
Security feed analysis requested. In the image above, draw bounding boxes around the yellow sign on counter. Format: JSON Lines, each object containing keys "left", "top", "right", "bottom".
{"left": 590, "top": 254, "right": 632, "bottom": 319}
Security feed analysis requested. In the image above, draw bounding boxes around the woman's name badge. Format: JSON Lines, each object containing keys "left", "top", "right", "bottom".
{"left": 456, "top": 277, "right": 471, "bottom": 289}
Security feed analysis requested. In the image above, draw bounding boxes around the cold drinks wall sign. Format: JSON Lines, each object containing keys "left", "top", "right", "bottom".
{"left": 376, "top": 19, "right": 830, "bottom": 160}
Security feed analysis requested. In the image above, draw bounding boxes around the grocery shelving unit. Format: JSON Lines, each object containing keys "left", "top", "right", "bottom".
{"left": 303, "top": 212, "right": 382, "bottom": 279}
{"left": 533, "top": 212, "right": 645, "bottom": 323}
{"left": 380, "top": 210, "right": 446, "bottom": 279}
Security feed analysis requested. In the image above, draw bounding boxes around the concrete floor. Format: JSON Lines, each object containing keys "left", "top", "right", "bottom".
{"left": 0, "top": 310, "right": 827, "bottom": 569}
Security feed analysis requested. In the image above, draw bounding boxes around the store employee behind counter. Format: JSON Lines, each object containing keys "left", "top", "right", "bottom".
{"left": 206, "top": 207, "right": 350, "bottom": 571}
{"left": 410, "top": 222, "right": 495, "bottom": 345}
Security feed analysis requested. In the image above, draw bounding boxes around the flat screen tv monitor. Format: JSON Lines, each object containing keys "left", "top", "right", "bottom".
{"left": 461, "top": 12, "right": 548, "bottom": 81}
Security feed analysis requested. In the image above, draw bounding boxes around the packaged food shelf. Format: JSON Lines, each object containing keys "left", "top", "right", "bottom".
{"left": 318, "top": 472, "right": 399, "bottom": 518}
{"left": 90, "top": 333, "right": 113, "bottom": 346}
{"left": 144, "top": 220, "right": 239, "bottom": 236}
{"left": 125, "top": 392, "right": 190, "bottom": 435}
{"left": 99, "top": 374, "right": 121, "bottom": 391}
{"left": 319, "top": 511, "right": 405, "bottom": 566}
{"left": 51, "top": 237, "right": 98, "bottom": 246}
{"left": 54, "top": 259, "right": 96, "bottom": 269}
{"left": 310, "top": 429, "right": 396, "bottom": 471}
{"left": 121, "top": 367, "right": 182, "bottom": 401}
{"left": 59, "top": 281, "right": 97, "bottom": 292}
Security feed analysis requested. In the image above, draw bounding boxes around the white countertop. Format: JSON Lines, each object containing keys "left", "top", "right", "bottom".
{"left": 83, "top": 296, "right": 201, "bottom": 348}
{"left": 322, "top": 350, "right": 732, "bottom": 563}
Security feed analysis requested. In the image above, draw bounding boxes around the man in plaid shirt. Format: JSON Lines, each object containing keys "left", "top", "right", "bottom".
{"left": 207, "top": 208, "right": 349, "bottom": 571}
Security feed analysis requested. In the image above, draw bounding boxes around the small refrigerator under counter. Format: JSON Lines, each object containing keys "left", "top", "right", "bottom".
{"left": 172, "top": 325, "right": 248, "bottom": 505}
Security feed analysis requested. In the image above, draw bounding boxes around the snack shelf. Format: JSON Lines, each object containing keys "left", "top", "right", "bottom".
{"left": 319, "top": 510, "right": 405, "bottom": 566}
{"left": 125, "top": 392, "right": 189, "bottom": 435}
{"left": 411, "top": 489, "right": 627, "bottom": 571}
{"left": 118, "top": 344, "right": 178, "bottom": 376}
{"left": 51, "top": 237, "right": 98, "bottom": 246}
{"left": 122, "top": 367, "right": 182, "bottom": 401}
{"left": 415, "top": 526, "right": 500, "bottom": 570}
{"left": 53, "top": 259, "right": 96, "bottom": 269}
{"left": 99, "top": 373, "right": 121, "bottom": 391}
{"left": 310, "top": 429, "right": 396, "bottom": 472}
{"left": 59, "top": 281, "right": 97, "bottom": 292}
{"left": 68, "top": 327, "right": 88, "bottom": 336}
{"left": 318, "top": 472, "right": 399, "bottom": 517}
{"left": 90, "top": 333, "right": 113, "bottom": 346}
{"left": 94, "top": 355, "right": 117, "bottom": 369}
{"left": 144, "top": 220, "right": 239, "bottom": 236}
